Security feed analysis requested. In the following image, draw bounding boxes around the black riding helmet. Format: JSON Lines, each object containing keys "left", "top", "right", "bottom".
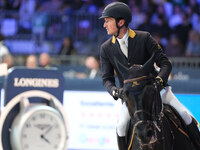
{"left": 99, "top": 2, "right": 132, "bottom": 37}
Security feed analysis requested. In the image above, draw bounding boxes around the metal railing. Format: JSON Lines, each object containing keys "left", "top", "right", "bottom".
{"left": 170, "top": 57, "right": 200, "bottom": 68}
{"left": 11, "top": 54, "right": 200, "bottom": 68}
{"left": 12, "top": 54, "right": 87, "bottom": 66}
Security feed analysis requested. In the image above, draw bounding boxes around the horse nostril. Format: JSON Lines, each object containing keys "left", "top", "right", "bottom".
{"left": 135, "top": 123, "right": 155, "bottom": 144}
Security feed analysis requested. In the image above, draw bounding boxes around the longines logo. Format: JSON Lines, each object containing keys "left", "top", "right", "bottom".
{"left": 14, "top": 77, "right": 59, "bottom": 88}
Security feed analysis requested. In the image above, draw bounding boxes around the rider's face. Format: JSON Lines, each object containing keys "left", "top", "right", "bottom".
{"left": 103, "top": 17, "right": 118, "bottom": 35}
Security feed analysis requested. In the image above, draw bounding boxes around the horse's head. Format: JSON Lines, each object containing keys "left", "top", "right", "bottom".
{"left": 115, "top": 53, "right": 163, "bottom": 145}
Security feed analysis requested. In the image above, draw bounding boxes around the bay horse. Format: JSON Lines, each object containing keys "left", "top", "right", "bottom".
{"left": 115, "top": 53, "right": 197, "bottom": 150}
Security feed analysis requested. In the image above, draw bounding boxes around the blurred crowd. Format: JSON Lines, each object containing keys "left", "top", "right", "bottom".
{"left": 0, "top": 0, "right": 200, "bottom": 79}
{"left": 0, "top": 0, "right": 200, "bottom": 57}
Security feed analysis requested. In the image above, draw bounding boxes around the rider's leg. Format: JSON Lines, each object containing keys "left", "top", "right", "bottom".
{"left": 116, "top": 102, "right": 130, "bottom": 150}
{"left": 116, "top": 134, "right": 128, "bottom": 150}
{"left": 160, "top": 86, "right": 192, "bottom": 125}
{"left": 160, "top": 86, "right": 200, "bottom": 149}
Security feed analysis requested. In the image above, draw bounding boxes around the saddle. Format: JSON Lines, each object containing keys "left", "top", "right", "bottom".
{"left": 163, "top": 104, "right": 190, "bottom": 139}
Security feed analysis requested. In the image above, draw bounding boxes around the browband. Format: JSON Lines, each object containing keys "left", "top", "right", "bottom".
{"left": 124, "top": 76, "right": 149, "bottom": 84}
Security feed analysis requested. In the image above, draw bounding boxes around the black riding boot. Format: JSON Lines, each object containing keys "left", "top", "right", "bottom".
{"left": 187, "top": 118, "right": 200, "bottom": 149}
{"left": 117, "top": 134, "right": 128, "bottom": 150}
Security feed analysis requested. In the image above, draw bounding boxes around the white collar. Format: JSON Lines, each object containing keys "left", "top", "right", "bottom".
{"left": 117, "top": 30, "right": 129, "bottom": 46}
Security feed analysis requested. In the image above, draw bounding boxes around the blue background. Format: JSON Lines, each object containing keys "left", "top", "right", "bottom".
{"left": 176, "top": 94, "right": 200, "bottom": 125}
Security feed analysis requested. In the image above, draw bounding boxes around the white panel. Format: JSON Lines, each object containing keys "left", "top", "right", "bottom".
{"left": 63, "top": 91, "right": 121, "bottom": 150}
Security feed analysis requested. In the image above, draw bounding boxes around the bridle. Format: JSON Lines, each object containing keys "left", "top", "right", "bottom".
{"left": 124, "top": 75, "right": 165, "bottom": 149}
{"left": 132, "top": 108, "right": 164, "bottom": 147}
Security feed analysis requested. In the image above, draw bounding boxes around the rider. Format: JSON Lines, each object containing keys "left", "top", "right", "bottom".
{"left": 99, "top": 2, "right": 200, "bottom": 150}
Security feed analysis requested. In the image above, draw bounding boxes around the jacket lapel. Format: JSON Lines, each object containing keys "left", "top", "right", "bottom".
{"left": 111, "top": 36, "right": 128, "bottom": 61}
{"left": 127, "top": 29, "right": 136, "bottom": 62}
{"left": 110, "top": 29, "right": 136, "bottom": 65}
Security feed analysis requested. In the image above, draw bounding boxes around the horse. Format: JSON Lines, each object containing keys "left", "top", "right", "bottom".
{"left": 115, "top": 53, "right": 197, "bottom": 150}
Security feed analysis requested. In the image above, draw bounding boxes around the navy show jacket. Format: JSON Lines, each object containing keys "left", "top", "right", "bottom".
{"left": 100, "top": 29, "right": 172, "bottom": 98}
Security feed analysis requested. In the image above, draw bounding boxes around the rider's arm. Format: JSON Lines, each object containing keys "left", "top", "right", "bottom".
{"left": 100, "top": 44, "right": 118, "bottom": 99}
{"left": 145, "top": 32, "right": 172, "bottom": 85}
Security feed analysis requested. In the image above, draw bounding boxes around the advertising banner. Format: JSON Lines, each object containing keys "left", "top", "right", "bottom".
{"left": 63, "top": 91, "right": 121, "bottom": 150}
{"left": 0, "top": 67, "right": 65, "bottom": 150}
{"left": 5, "top": 67, "right": 64, "bottom": 105}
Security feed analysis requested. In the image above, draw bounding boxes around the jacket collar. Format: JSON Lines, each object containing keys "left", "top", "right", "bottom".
{"left": 112, "top": 28, "right": 136, "bottom": 44}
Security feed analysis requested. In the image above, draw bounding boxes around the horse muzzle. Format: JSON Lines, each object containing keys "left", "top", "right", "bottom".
{"left": 134, "top": 120, "right": 158, "bottom": 146}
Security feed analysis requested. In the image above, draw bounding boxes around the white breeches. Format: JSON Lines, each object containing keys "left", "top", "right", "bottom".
{"left": 160, "top": 86, "right": 192, "bottom": 125}
{"left": 117, "top": 102, "right": 130, "bottom": 137}
{"left": 116, "top": 86, "right": 192, "bottom": 137}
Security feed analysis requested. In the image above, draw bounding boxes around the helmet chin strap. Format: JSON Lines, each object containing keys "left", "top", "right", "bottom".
{"left": 114, "top": 20, "right": 125, "bottom": 38}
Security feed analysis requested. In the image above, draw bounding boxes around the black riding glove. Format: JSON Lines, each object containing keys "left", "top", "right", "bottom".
{"left": 112, "top": 87, "right": 124, "bottom": 100}
{"left": 154, "top": 76, "right": 164, "bottom": 91}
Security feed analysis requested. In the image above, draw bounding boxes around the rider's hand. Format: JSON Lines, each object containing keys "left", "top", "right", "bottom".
{"left": 154, "top": 76, "right": 164, "bottom": 91}
{"left": 112, "top": 87, "right": 124, "bottom": 100}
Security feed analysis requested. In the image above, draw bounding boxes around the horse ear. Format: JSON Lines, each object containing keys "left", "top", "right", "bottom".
{"left": 142, "top": 52, "right": 155, "bottom": 74}
{"left": 114, "top": 57, "right": 129, "bottom": 78}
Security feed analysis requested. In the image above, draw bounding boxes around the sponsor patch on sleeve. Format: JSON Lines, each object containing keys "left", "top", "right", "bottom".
{"left": 157, "top": 44, "right": 162, "bottom": 50}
